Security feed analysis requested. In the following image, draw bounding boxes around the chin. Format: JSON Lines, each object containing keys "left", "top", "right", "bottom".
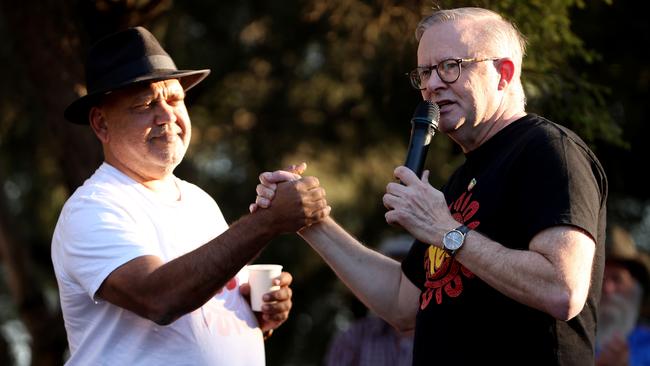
{"left": 150, "top": 154, "right": 182, "bottom": 173}
{"left": 437, "top": 118, "right": 461, "bottom": 134}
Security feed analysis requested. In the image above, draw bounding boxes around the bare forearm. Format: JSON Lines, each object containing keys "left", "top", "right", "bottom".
{"left": 102, "top": 210, "right": 277, "bottom": 324}
{"left": 299, "top": 217, "right": 416, "bottom": 329}
{"left": 166, "top": 213, "right": 278, "bottom": 314}
{"left": 456, "top": 237, "right": 558, "bottom": 312}
{"left": 454, "top": 227, "right": 594, "bottom": 320}
{"left": 101, "top": 178, "right": 328, "bottom": 324}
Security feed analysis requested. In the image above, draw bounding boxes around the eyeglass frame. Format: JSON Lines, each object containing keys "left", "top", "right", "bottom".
{"left": 407, "top": 57, "right": 501, "bottom": 90}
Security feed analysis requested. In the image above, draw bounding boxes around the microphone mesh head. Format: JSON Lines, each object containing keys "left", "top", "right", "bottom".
{"left": 413, "top": 100, "right": 440, "bottom": 129}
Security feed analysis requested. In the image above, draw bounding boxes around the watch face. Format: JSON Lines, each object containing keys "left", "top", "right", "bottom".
{"left": 444, "top": 230, "right": 464, "bottom": 251}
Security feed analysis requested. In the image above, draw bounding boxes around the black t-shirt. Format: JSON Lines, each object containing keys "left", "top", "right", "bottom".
{"left": 401, "top": 114, "right": 607, "bottom": 366}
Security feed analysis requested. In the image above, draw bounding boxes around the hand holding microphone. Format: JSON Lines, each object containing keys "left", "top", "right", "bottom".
{"left": 384, "top": 100, "right": 440, "bottom": 244}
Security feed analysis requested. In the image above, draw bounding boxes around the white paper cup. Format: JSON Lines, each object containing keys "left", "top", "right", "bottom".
{"left": 248, "top": 264, "right": 283, "bottom": 312}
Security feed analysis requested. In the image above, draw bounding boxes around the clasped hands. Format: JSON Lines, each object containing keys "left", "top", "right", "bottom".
{"left": 251, "top": 162, "right": 330, "bottom": 234}
{"left": 250, "top": 163, "right": 457, "bottom": 248}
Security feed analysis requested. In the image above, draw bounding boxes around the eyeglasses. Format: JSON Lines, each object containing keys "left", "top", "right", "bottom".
{"left": 407, "top": 57, "right": 500, "bottom": 90}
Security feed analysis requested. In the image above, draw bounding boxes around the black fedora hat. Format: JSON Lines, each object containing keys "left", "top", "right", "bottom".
{"left": 64, "top": 26, "right": 210, "bottom": 124}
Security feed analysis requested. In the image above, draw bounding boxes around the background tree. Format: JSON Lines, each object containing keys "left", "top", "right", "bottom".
{"left": 0, "top": 0, "right": 647, "bottom": 364}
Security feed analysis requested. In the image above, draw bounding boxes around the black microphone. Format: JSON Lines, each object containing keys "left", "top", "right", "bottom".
{"left": 404, "top": 100, "right": 440, "bottom": 177}
{"left": 399, "top": 101, "right": 440, "bottom": 249}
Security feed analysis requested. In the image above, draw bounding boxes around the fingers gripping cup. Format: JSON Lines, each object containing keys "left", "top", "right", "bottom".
{"left": 248, "top": 264, "right": 283, "bottom": 312}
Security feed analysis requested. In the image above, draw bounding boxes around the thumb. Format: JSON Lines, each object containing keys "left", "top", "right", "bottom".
{"left": 421, "top": 170, "right": 430, "bottom": 183}
{"left": 261, "top": 171, "right": 300, "bottom": 184}
{"left": 239, "top": 282, "right": 251, "bottom": 296}
{"left": 285, "top": 162, "right": 307, "bottom": 175}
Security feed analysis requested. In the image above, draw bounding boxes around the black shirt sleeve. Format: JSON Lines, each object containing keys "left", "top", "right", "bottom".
{"left": 509, "top": 126, "right": 606, "bottom": 244}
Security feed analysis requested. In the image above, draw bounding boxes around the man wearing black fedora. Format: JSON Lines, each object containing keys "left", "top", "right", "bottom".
{"left": 51, "top": 26, "right": 330, "bottom": 365}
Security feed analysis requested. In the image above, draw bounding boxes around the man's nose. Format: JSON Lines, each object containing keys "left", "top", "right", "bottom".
{"left": 427, "top": 69, "right": 448, "bottom": 89}
{"left": 422, "top": 70, "right": 446, "bottom": 98}
{"left": 602, "top": 278, "right": 617, "bottom": 296}
{"left": 154, "top": 100, "right": 177, "bottom": 125}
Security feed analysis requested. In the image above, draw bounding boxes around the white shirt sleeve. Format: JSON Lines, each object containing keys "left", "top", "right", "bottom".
{"left": 58, "top": 194, "right": 160, "bottom": 301}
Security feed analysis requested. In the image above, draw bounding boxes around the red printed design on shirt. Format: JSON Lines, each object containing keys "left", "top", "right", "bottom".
{"left": 420, "top": 191, "right": 480, "bottom": 309}
{"left": 216, "top": 278, "right": 238, "bottom": 295}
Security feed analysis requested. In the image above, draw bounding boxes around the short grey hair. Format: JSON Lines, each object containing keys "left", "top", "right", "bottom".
{"left": 415, "top": 7, "right": 527, "bottom": 66}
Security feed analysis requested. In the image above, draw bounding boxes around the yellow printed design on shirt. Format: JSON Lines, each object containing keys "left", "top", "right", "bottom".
{"left": 420, "top": 190, "right": 480, "bottom": 309}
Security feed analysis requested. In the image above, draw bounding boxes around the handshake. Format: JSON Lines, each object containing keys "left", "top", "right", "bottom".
{"left": 248, "top": 163, "right": 332, "bottom": 233}
{"left": 247, "top": 162, "right": 329, "bottom": 232}
{"left": 247, "top": 161, "right": 445, "bottom": 247}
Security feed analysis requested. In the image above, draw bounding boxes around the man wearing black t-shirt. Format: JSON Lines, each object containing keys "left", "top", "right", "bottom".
{"left": 253, "top": 7, "right": 607, "bottom": 366}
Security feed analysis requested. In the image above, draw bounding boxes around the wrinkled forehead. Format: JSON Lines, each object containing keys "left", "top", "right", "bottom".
{"left": 133, "top": 79, "right": 184, "bottom": 98}
{"left": 105, "top": 78, "right": 184, "bottom": 103}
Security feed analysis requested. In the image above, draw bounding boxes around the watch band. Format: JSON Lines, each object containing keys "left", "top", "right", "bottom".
{"left": 456, "top": 224, "right": 470, "bottom": 236}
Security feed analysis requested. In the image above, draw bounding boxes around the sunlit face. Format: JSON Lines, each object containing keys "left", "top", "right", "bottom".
{"left": 417, "top": 21, "right": 501, "bottom": 137}
{"left": 92, "top": 79, "right": 191, "bottom": 181}
{"left": 602, "top": 262, "right": 639, "bottom": 299}
{"left": 597, "top": 261, "right": 643, "bottom": 345}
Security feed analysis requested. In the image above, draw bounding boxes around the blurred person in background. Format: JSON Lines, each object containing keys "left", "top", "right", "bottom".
{"left": 596, "top": 224, "right": 650, "bottom": 366}
{"left": 324, "top": 235, "right": 414, "bottom": 366}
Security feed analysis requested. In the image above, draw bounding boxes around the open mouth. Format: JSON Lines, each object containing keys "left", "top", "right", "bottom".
{"left": 435, "top": 100, "right": 454, "bottom": 112}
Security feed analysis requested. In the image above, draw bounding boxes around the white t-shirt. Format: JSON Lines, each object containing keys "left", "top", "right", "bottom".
{"left": 51, "top": 163, "right": 265, "bottom": 365}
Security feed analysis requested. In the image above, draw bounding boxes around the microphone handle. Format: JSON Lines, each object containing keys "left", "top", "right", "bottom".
{"left": 404, "top": 119, "right": 434, "bottom": 177}
{"left": 400, "top": 102, "right": 439, "bottom": 250}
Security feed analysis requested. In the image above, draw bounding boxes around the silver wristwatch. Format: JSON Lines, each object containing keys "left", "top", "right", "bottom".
{"left": 443, "top": 225, "right": 470, "bottom": 257}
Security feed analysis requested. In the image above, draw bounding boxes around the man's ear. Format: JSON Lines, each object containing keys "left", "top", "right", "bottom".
{"left": 496, "top": 58, "right": 515, "bottom": 90}
{"left": 89, "top": 106, "right": 109, "bottom": 143}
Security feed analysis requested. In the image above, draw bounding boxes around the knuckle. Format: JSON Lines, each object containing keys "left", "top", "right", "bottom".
{"left": 275, "top": 288, "right": 287, "bottom": 300}
{"left": 292, "top": 179, "right": 304, "bottom": 191}
{"left": 303, "top": 176, "right": 318, "bottom": 187}
{"left": 317, "top": 199, "right": 327, "bottom": 210}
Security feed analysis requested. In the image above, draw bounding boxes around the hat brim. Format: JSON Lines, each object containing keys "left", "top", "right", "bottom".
{"left": 64, "top": 69, "right": 210, "bottom": 125}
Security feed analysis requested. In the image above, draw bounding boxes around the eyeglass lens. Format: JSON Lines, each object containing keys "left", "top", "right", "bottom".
{"left": 412, "top": 60, "right": 461, "bottom": 89}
